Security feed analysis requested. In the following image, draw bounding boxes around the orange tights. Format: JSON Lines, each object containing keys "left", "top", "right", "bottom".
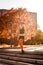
{"left": 18, "top": 39, "right": 23, "bottom": 50}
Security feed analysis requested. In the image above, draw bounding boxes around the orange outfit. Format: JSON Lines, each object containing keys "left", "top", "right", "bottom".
{"left": 18, "top": 39, "right": 23, "bottom": 50}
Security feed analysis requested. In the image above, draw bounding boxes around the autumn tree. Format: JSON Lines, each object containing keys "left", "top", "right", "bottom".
{"left": 0, "top": 8, "right": 37, "bottom": 46}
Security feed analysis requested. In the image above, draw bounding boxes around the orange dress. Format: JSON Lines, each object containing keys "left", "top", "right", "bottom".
{"left": 18, "top": 39, "right": 23, "bottom": 50}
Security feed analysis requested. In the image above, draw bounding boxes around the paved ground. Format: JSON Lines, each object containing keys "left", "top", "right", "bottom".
{"left": 1, "top": 45, "right": 43, "bottom": 52}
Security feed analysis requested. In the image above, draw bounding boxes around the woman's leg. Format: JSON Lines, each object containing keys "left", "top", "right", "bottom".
{"left": 18, "top": 39, "right": 24, "bottom": 53}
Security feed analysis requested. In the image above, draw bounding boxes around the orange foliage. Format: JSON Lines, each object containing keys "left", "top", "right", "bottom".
{"left": 0, "top": 8, "right": 37, "bottom": 41}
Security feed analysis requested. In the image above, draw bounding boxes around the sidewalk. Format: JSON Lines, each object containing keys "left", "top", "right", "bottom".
{"left": 0, "top": 45, "right": 43, "bottom": 52}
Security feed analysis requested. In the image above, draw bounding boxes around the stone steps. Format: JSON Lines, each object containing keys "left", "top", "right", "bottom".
{"left": 0, "top": 52, "right": 43, "bottom": 60}
{"left": 0, "top": 49, "right": 43, "bottom": 65}
{"left": 0, "top": 63, "right": 9, "bottom": 65}
{"left": 0, "top": 53, "right": 43, "bottom": 64}
{"left": 0, "top": 54, "right": 43, "bottom": 64}
{"left": 0, "top": 58, "right": 32, "bottom": 65}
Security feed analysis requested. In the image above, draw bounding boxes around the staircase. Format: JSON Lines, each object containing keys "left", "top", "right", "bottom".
{"left": 0, "top": 48, "right": 43, "bottom": 65}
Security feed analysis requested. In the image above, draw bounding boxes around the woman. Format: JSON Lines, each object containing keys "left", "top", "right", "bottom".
{"left": 18, "top": 37, "right": 24, "bottom": 53}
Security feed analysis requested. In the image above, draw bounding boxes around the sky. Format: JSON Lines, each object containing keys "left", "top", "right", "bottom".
{"left": 0, "top": 0, "right": 43, "bottom": 31}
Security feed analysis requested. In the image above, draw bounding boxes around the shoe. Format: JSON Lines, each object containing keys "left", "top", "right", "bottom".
{"left": 21, "top": 50, "right": 24, "bottom": 54}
